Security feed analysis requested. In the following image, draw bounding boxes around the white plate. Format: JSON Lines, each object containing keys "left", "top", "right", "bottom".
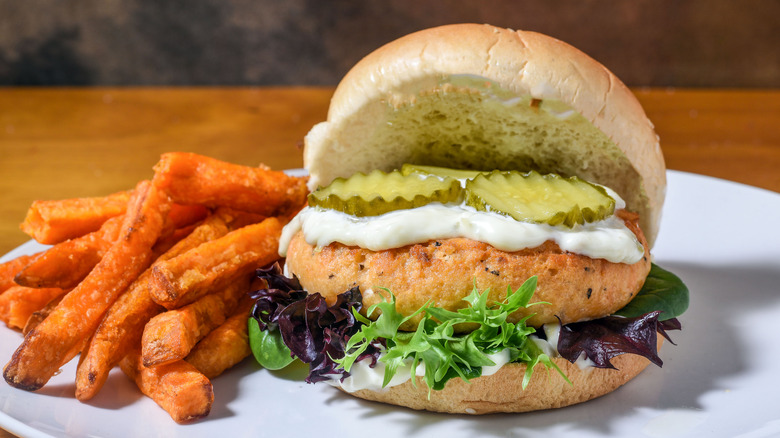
{"left": 1, "top": 170, "right": 780, "bottom": 438}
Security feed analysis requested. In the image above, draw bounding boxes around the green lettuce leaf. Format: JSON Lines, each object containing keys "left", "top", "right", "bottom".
{"left": 614, "top": 263, "right": 689, "bottom": 321}
{"left": 248, "top": 317, "right": 295, "bottom": 370}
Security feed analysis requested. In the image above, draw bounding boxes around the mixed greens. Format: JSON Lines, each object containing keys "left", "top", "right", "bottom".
{"left": 248, "top": 263, "right": 686, "bottom": 391}
{"left": 335, "top": 276, "right": 562, "bottom": 391}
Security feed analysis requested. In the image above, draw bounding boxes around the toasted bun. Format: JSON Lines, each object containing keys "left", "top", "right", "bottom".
{"left": 346, "top": 339, "right": 662, "bottom": 414}
{"left": 304, "top": 23, "right": 665, "bottom": 245}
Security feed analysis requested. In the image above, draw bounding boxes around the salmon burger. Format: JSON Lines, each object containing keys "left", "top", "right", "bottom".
{"left": 248, "top": 23, "right": 688, "bottom": 414}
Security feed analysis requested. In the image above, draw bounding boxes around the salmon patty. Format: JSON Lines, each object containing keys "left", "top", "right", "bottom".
{"left": 285, "top": 210, "right": 651, "bottom": 330}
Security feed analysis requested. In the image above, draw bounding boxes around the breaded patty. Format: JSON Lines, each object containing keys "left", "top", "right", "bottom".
{"left": 285, "top": 210, "right": 651, "bottom": 329}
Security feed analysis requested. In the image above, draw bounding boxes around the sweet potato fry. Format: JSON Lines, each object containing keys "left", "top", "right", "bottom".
{"left": 185, "top": 295, "right": 254, "bottom": 379}
{"left": 13, "top": 216, "right": 123, "bottom": 289}
{"left": 149, "top": 217, "right": 283, "bottom": 309}
{"left": 120, "top": 350, "right": 213, "bottom": 424}
{"left": 0, "top": 286, "right": 68, "bottom": 330}
{"left": 19, "top": 289, "right": 87, "bottom": 362}
{"left": 218, "top": 208, "right": 269, "bottom": 231}
{"left": 152, "top": 152, "right": 308, "bottom": 217}
{"left": 16, "top": 204, "right": 206, "bottom": 290}
{"left": 142, "top": 276, "right": 248, "bottom": 367}
{"left": 75, "top": 210, "right": 235, "bottom": 401}
{"left": 20, "top": 190, "right": 132, "bottom": 244}
{"left": 151, "top": 224, "right": 197, "bottom": 258}
{"left": 0, "top": 253, "right": 41, "bottom": 294}
{"left": 3, "top": 180, "right": 170, "bottom": 391}
{"left": 153, "top": 208, "right": 264, "bottom": 258}
{"left": 166, "top": 203, "right": 209, "bottom": 230}
{"left": 23, "top": 294, "right": 65, "bottom": 335}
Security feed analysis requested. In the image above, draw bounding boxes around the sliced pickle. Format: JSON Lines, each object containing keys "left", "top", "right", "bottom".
{"left": 400, "top": 163, "right": 486, "bottom": 181}
{"left": 465, "top": 171, "right": 615, "bottom": 227}
{"left": 308, "top": 169, "right": 462, "bottom": 216}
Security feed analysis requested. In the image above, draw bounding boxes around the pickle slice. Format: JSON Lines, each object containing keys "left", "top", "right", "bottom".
{"left": 308, "top": 169, "right": 462, "bottom": 216}
{"left": 465, "top": 171, "right": 615, "bottom": 227}
{"left": 400, "top": 163, "right": 486, "bottom": 181}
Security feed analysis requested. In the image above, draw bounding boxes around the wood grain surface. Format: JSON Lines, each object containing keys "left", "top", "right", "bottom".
{"left": 0, "top": 87, "right": 779, "bottom": 436}
{"left": 0, "top": 87, "right": 331, "bottom": 254}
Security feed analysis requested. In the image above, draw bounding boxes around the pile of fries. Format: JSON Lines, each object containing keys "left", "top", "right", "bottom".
{"left": 0, "top": 152, "right": 308, "bottom": 423}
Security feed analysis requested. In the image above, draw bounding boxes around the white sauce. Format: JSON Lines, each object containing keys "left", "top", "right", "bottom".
{"left": 328, "top": 356, "right": 425, "bottom": 393}
{"left": 330, "top": 350, "right": 512, "bottom": 393}
{"left": 279, "top": 199, "right": 643, "bottom": 264}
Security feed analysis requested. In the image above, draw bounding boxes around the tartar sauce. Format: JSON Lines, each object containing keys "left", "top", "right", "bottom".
{"left": 329, "top": 349, "right": 512, "bottom": 393}
{"left": 279, "top": 198, "right": 643, "bottom": 264}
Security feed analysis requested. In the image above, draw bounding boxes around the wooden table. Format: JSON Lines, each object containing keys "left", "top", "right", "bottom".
{"left": 0, "top": 87, "right": 778, "bottom": 436}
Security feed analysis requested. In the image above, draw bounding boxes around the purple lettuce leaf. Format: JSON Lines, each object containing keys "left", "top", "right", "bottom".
{"left": 658, "top": 317, "right": 682, "bottom": 341}
{"left": 557, "top": 311, "right": 681, "bottom": 369}
{"left": 249, "top": 263, "right": 307, "bottom": 331}
{"left": 277, "top": 286, "right": 359, "bottom": 381}
{"left": 249, "top": 263, "right": 382, "bottom": 383}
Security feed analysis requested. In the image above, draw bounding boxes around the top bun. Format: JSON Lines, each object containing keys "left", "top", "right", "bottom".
{"left": 304, "top": 23, "right": 665, "bottom": 245}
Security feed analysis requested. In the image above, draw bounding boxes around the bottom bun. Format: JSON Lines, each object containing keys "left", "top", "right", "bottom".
{"left": 343, "top": 340, "right": 662, "bottom": 414}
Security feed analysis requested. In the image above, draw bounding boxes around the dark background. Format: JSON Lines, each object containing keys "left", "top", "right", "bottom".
{"left": 0, "top": 0, "right": 778, "bottom": 87}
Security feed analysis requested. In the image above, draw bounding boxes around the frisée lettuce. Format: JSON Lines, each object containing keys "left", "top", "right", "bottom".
{"left": 336, "top": 276, "right": 565, "bottom": 391}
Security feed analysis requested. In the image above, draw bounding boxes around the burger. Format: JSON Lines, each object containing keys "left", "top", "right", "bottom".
{"left": 248, "top": 23, "right": 688, "bottom": 414}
